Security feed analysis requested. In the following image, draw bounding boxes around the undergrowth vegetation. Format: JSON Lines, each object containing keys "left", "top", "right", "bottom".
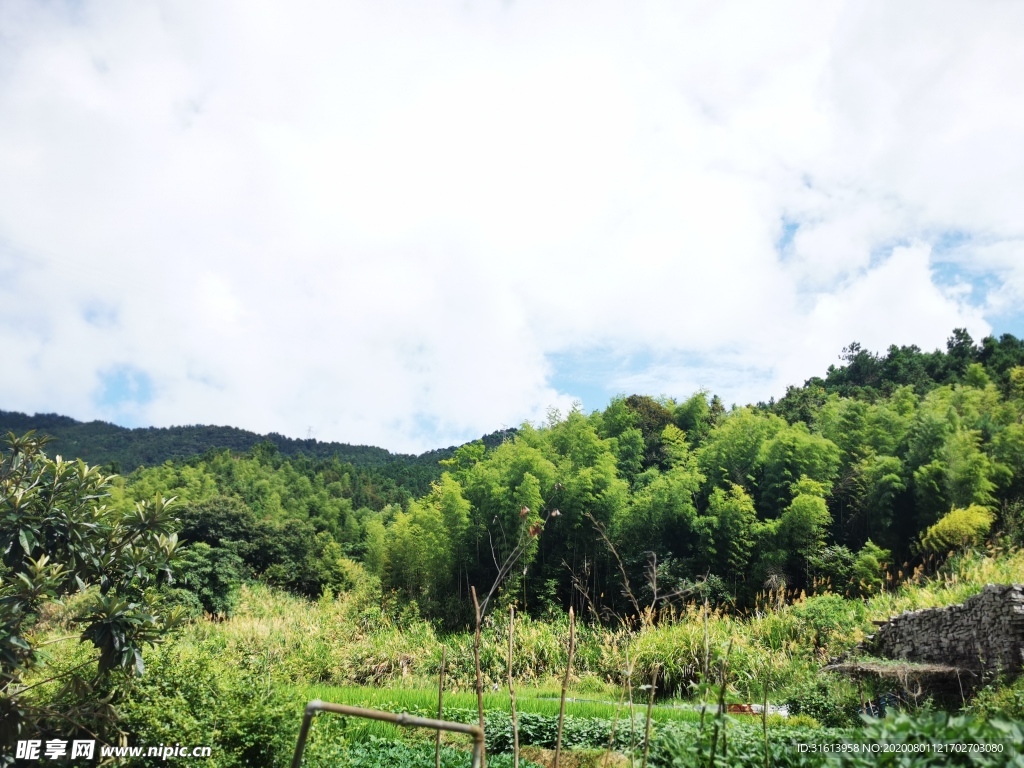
{"left": 8, "top": 333, "right": 1024, "bottom": 765}
{"left": 107, "top": 545, "right": 1024, "bottom": 698}
{"left": 15, "top": 547, "right": 1024, "bottom": 766}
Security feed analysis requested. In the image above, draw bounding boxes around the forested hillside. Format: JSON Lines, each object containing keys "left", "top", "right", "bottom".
{"left": 7, "top": 329, "right": 1024, "bottom": 766}
{"left": 71, "top": 329, "right": 1022, "bottom": 626}
{"left": 0, "top": 409, "right": 515, "bottom": 497}
{"left": 0, "top": 410, "right": 394, "bottom": 468}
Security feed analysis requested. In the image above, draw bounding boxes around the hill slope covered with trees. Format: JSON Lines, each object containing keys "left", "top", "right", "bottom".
{"left": 56, "top": 328, "right": 1021, "bottom": 624}
{"left": 0, "top": 409, "right": 516, "bottom": 499}
{"left": 6, "top": 329, "right": 1024, "bottom": 765}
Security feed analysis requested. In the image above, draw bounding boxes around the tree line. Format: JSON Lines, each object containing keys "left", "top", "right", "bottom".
{"left": 81, "top": 329, "right": 1024, "bottom": 624}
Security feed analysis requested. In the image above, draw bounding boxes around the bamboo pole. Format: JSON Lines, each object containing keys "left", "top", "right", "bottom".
{"left": 508, "top": 606, "right": 520, "bottom": 768}
{"left": 554, "top": 607, "right": 575, "bottom": 768}
{"left": 605, "top": 677, "right": 627, "bottom": 760}
{"left": 640, "top": 664, "right": 659, "bottom": 768}
{"left": 626, "top": 649, "right": 636, "bottom": 768}
{"left": 708, "top": 639, "right": 733, "bottom": 768}
{"left": 762, "top": 662, "right": 770, "bottom": 768}
{"left": 436, "top": 645, "right": 446, "bottom": 768}
{"left": 471, "top": 586, "right": 486, "bottom": 768}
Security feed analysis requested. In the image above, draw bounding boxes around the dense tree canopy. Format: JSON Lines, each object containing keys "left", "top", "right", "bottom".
{"left": 5, "top": 329, "right": 1024, "bottom": 627}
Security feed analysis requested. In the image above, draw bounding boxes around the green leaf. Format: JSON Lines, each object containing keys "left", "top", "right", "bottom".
{"left": 18, "top": 527, "right": 37, "bottom": 556}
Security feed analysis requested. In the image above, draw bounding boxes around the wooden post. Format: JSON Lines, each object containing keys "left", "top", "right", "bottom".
{"left": 761, "top": 662, "right": 770, "bottom": 768}
{"left": 641, "top": 664, "right": 659, "bottom": 768}
{"left": 471, "top": 586, "right": 486, "bottom": 768}
{"left": 508, "top": 606, "right": 520, "bottom": 768}
{"left": 554, "top": 607, "right": 575, "bottom": 768}
{"left": 436, "top": 645, "right": 446, "bottom": 768}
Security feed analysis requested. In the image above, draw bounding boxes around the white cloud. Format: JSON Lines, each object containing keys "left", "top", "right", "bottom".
{"left": 0, "top": 0, "right": 1020, "bottom": 452}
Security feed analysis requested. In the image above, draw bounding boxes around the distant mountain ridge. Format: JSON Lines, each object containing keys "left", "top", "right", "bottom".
{"left": 0, "top": 409, "right": 514, "bottom": 473}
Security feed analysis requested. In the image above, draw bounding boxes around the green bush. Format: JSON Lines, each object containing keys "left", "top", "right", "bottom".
{"left": 831, "top": 711, "right": 1024, "bottom": 766}
{"left": 649, "top": 712, "right": 1024, "bottom": 767}
{"left": 919, "top": 505, "right": 995, "bottom": 554}
{"left": 484, "top": 710, "right": 637, "bottom": 753}
{"left": 116, "top": 639, "right": 302, "bottom": 767}
{"left": 785, "top": 673, "right": 862, "bottom": 728}
{"left": 790, "top": 595, "right": 867, "bottom": 652}
{"left": 174, "top": 542, "right": 245, "bottom": 617}
{"left": 969, "top": 677, "right": 1024, "bottom": 722}
{"left": 649, "top": 719, "right": 850, "bottom": 768}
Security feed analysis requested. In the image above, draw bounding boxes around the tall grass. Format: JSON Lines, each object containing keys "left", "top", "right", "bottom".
{"left": 864, "top": 545, "right": 1024, "bottom": 619}
{"left": 163, "top": 547, "right": 1024, "bottom": 705}
{"left": 24, "top": 547, "right": 1023, "bottom": 766}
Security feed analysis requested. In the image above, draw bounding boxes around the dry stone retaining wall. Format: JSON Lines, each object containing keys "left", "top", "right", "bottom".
{"left": 865, "top": 584, "right": 1024, "bottom": 675}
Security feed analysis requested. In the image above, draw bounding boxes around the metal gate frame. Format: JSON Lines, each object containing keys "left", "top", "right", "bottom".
{"left": 291, "top": 700, "right": 485, "bottom": 768}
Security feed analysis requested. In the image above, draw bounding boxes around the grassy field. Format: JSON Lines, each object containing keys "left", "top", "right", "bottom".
{"left": 297, "top": 683, "right": 703, "bottom": 744}
{"left": 300, "top": 683, "right": 705, "bottom": 721}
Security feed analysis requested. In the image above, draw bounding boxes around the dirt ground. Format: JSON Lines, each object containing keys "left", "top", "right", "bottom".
{"left": 518, "top": 747, "right": 632, "bottom": 768}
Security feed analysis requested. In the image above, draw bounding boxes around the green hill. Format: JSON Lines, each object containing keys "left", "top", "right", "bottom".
{"left": 0, "top": 410, "right": 512, "bottom": 472}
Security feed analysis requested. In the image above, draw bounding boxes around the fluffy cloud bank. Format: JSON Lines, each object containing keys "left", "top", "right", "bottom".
{"left": 0, "top": 1, "right": 1019, "bottom": 452}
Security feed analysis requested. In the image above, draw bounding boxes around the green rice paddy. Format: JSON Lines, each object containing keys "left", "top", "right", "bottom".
{"left": 296, "top": 684, "right": 702, "bottom": 745}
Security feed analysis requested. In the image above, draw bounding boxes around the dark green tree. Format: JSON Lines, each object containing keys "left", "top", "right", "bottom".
{"left": 1, "top": 433, "right": 184, "bottom": 750}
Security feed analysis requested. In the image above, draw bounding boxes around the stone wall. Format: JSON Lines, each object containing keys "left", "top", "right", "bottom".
{"left": 865, "top": 584, "right": 1024, "bottom": 674}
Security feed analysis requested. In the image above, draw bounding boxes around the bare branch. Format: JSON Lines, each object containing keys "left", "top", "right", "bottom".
{"left": 561, "top": 559, "right": 600, "bottom": 623}
{"left": 584, "top": 510, "right": 641, "bottom": 620}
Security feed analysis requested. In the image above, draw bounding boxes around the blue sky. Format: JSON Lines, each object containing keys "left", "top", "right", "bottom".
{"left": 94, "top": 366, "right": 154, "bottom": 428}
{"left": 0, "top": 1, "right": 1021, "bottom": 452}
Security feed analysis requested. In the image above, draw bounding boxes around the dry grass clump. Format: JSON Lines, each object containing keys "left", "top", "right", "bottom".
{"left": 865, "top": 546, "right": 1024, "bottom": 620}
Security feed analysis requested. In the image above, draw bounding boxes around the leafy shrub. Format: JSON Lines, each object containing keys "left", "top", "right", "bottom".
{"left": 650, "top": 712, "right": 1024, "bottom": 767}
{"left": 790, "top": 595, "right": 867, "bottom": 652}
{"left": 969, "top": 676, "right": 1024, "bottom": 722}
{"left": 833, "top": 711, "right": 1024, "bottom": 766}
{"left": 919, "top": 505, "right": 994, "bottom": 554}
{"left": 786, "top": 714, "right": 821, "bottom": 728}
{"left": 573, "top": 673, "right": 615, "bottom": 695}
{"left": 116, "top": 639, "right": 302, "bottom": 767}
{"left": 484, "top": 710, "right": 636, "bottom": 753}
{"left": 158, "top": 586, "right": 206, "bottom": 621}
{"left": 785, "top": 673, "right": 861, "bottom": 728}
{"left": 850, "top": 541, "right": 891, "bottom": 597}
{"left": 174, "top": 542, "right": 245, "bottom": 617}
{"left": 649, "top": 719, "right": 850, "bottom": 768}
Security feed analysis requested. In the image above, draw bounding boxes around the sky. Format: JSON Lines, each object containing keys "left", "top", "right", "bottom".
{"left": 1, "top": 1, "right": 1022, "bottom": 454}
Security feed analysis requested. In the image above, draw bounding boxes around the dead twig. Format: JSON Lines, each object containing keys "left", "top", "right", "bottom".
{"left": 585, "top": 511, "right": 642, "bottom": 621}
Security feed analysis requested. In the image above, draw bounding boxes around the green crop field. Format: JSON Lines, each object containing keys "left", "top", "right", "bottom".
{"left": 300, "top": 684, "right": 704, "bottom": 722}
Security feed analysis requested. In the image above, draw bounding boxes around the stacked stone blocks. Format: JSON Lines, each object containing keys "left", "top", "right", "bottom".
{"left": 865, "top": 584, "right": 1024, "bottom": 675}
